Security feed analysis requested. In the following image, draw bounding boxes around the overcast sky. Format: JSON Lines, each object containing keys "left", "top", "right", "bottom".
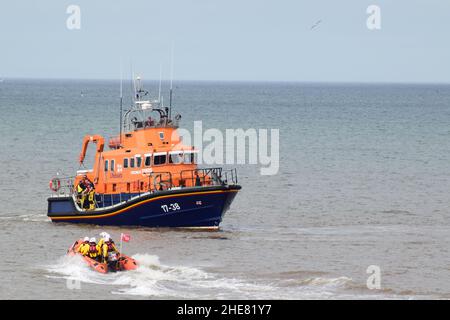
{"left": 1, "top": 0, "right": 449, "bottom": 83}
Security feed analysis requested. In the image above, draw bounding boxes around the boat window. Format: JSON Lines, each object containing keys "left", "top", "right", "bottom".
{"left": 183, "top": 153, "right": 192, "bottom": 164}
{"left": 104, "top": 160, "right": 109, "bottom": 171}
{"left": 159, "top": 132, "right": 164, "bottom": 140}
{"left": 136, "top": 156, "right": 142, "bottom": 168}
{"left": 183, "top": 152, "right": 197, "bottom": 164}
{"left": 169, "top": 152, "right": 183, "bottom": 164}
{"left": 154, "top": 154, "right": 167, "bottom": 165}
{"left": 123, "top": 158, "right": 129, "bottom": 169}
{"left": 145, "top": 155, "right": 151, "bottom": 167}
{"left": 130, "top": 158, "right": 135, "bottom": 168}
{"left": 110, "top": 159, "right": 115, "bottom": 172}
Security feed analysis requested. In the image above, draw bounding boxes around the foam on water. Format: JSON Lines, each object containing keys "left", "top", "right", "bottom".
{"left": 44, "top": 253, "right": 392, "bottom": 299}
{"left": 45, "top": 253, "right": 214, "bottom": 298}
{"left": 111, "top": 254, "right": 212, "bottom": 298}
{"left": 301, "top": 276, "right": 353, "bottom": 287}
{"left": 45, "top": 255, "right": 107, "bottom": 285}
{"left": 0, "top": 214, "right": 49, "bottom": 223}
{"left": 21, "top": 214, "right": 50, "bottom": 222}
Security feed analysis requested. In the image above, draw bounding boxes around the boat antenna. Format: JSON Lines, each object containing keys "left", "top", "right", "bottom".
{"left": 158, "top": 63, "right": 162, "bottom": 104}
{"left": 130, "top": 62, "right": 135, "bottom": 105}
{"left": 169, "top": 43, "right": 174, "bottom": 121}
{"left": 119, "top": 63, "right": 123, "bottom": 147}
{"left": 132, "top": 72, "right": 137, "bottom": 102}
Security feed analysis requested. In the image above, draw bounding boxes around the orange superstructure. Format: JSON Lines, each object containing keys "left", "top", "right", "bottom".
{"left": 75, "top": 125, "right": 202, "bottom": 195}
{"left": 74, "top": 76, "right": 206, "bottom": 196}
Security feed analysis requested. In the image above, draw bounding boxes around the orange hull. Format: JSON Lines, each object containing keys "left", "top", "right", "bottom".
{"left": 68, "top": 239, "right": 138, "bottom": 273}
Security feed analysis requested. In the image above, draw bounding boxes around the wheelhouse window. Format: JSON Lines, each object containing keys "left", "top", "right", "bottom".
{"left": 169, "top": 152, "right": 183, "bottom": 164}
{"left": 136, "top": 156, "right": 142, "bottom": 168}
{"left": 110, "top": 159, "right": 115, "bottom": 172}
{"left": 144, "top": 155, "right": 151, "bottom": 167}
{"left": 130, "top": 157, "right": 135, "bottom": 168}
{"left": 104, "top": 160, "right": 109, "bottom": 171}
{"left": 183, "top": 153, "right": 191, "bottom": 164}
{"left": 153, "top": 153, "right": 167, "bottom": 165}
{"left": 183, "top": 151, "right": 198, "bottom": 164}
{"left": 123, "top": 158, "right": 129, "bottom": 168}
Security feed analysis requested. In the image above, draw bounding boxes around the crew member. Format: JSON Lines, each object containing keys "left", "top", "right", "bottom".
{"left": 195, "top": 173, "right": 202, "bottom": 187}
{"left": 98, "top": 232, "right": 111, "bottom": 250}
{"left": 87, "top": 237, "right": 100, "bottom": 261}
{"left": 77, "top": 175, "right": 96, "bottom": 210}
{"left": 101, "top": 236, "right": 119, "bottom": 263}
{"left": 76, "top": 176, "right": 89, "bottom": 209}
{"left": 86, "top": 178, "right": 96, "bottom": 210}
{"left": 77, "top": 237, "right": 90, "bottom": 256}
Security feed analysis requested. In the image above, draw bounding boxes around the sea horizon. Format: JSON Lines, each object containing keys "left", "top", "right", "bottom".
{"left": 2, "top": 77, "right": 450, "bottom": 87}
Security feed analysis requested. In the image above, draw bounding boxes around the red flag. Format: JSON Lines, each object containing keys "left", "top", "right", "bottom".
{"left": 121, "top": 233, "right": 131, "bottom": 242}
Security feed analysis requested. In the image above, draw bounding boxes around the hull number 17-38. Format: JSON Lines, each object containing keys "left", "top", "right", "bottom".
{"left": 161, "top": 203, "right": 181, "bottom": 213}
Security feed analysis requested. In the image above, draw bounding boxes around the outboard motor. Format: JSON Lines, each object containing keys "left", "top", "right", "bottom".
{"left": 107, "top": 252, "right": 120, "bottom": 272}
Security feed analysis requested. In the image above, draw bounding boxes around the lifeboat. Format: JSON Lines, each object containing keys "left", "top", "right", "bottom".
{"left": 68, "top": 239, "right": 138, "bottom": 273}
{"left": 108, "top": 135, "right": 121, "bottom": 150}
{"left": 47, "top": 76, "right": 241, "bottom": 229}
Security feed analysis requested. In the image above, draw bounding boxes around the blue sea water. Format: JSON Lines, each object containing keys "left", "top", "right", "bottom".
{"left": 1, "top": 79, "right": 450, "bottom": 299}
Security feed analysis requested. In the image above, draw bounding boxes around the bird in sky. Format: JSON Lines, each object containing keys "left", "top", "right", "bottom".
{"left": 310, "top": 20, "right": 322, "bottom": 30}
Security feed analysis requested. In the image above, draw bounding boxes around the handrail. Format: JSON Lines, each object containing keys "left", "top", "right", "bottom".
{"left": 49, "top": 167, "right": 239, "bottom": 210}
{"left": 49, "top": 176, "right": 75, "bottom": 198}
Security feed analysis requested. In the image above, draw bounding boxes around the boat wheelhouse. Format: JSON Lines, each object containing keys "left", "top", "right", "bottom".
{"left": 47, "top": 77, "right": 241, "bottom": 229}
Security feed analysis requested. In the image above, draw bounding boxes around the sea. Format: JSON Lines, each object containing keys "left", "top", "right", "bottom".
{"left": 1, "top": 79, "right": 450, "bottom": 299}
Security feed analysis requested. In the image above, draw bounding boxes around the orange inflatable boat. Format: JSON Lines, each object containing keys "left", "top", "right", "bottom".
{"left": 68, "top": 239, "right": 138, "bottom": 273}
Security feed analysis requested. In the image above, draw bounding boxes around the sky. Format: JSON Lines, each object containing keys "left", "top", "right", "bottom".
{"left": 1, "top": 0, "right": 450, "bottom": 83}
